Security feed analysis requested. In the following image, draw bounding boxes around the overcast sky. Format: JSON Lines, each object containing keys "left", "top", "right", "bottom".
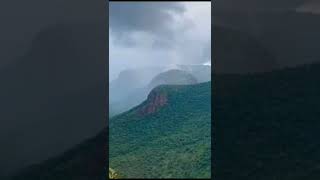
{"left": 109, "top": 2, "right": 211, "bottom": 81}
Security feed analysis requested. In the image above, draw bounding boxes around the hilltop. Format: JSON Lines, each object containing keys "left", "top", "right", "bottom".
{"left": 110, "top": 82, "right": 211, "bottom": 178}
{"left": 110, "top": 68, "right": 201, "bottom": 117}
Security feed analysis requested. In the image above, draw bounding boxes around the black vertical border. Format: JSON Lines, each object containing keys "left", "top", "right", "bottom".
{"left": 106, "top": 0, "right": 110, "bottom": 179}
{"left": 211, "top": 0, "right": 214, "bottom": 178}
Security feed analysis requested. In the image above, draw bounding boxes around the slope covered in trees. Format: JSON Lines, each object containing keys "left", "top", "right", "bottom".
{"left": 110, "top": 82, "right": 211, "bottom": 178}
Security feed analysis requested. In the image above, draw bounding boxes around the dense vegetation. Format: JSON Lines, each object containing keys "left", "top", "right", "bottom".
{"left": 214, "top": 63, "right": 320, "bottom": 180}
{"left": 10, "top": 82, "right": 211, "bottom": 180}
{"left": 110, "top": 69, "right": 201, "bottom": 117}
{"left": 109, "top": 82, "right": 211, "bottom": 178}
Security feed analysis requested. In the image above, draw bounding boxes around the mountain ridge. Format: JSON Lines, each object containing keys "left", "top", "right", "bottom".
{"left": 109, "top": 82, "right": 211, "bottom": 178}
{"left": 110, "top": 68, "right": 203, "bottom": 117}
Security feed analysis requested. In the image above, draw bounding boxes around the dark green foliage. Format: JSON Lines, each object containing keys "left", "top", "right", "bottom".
{"left": 110, "top": 69, "right": 200, "bottom": 117}
{"left": 109, "top": 82, "right": 211, "bottom": 178}
{"left": 214, "top": 63, "right": 320, "bottom": 180}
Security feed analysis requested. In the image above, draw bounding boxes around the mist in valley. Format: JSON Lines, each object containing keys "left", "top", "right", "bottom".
{"left": 109, "top": 2, "right": 211, "bottom": 117}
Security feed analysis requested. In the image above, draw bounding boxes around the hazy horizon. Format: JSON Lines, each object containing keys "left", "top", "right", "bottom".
{"left": 109, "top": 2, "right": 211, "bottom": 81}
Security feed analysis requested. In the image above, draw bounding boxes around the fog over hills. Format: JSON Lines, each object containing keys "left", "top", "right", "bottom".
{"left": 109, "top": 2, "right": 211, "bottom": 80}
{"left": 109, "top": 65, "right": 210, "bottom": 117}
{"left": 109, "top": 66, "right": 166, "bottom": 105}
{"left": 109, "top": 2, "right": 211, "bottom": 119}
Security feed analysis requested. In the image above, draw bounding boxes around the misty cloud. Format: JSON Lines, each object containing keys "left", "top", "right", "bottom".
{"left": 109, "top": 2, "right": 187, "bottom": 47}
{"left": 109, "top": 2, "right": 211, "bottom": 81}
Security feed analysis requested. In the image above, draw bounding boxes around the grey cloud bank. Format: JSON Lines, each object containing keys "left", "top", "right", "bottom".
{"left": 110, "top": 2, "right": 185, "bottom": 45}
{"left": 109, "top": 2, "right": 211, "bottom": 81}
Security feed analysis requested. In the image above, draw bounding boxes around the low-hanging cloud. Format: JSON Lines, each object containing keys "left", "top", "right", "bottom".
{"left": 109, "top": 2, "right": 211, "bottom": 81}
{"left": 110, "top": 2, "right": 187, "bottom": 47}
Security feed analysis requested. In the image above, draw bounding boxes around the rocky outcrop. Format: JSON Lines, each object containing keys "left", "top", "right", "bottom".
{"left": 138, "top": 90, "right": 168, "bottom": 116}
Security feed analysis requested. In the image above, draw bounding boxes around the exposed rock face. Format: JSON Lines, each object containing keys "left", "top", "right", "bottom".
{"left": 138, "top": 90, "right": 168, "bottom": 116}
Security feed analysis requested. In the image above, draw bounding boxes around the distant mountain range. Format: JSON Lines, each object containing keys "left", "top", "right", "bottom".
{"left": 109, "top": 66, "right": 165, "bottom": 105}
{"left": 110, "top": 65, "right": 210, "bottom": 117}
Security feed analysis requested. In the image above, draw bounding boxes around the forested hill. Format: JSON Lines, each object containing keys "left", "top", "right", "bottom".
{"left": 109, "top": 82, "right": 211, "bottom": 178}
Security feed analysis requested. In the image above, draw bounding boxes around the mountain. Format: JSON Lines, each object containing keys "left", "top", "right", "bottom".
{"left": 109, "top": 65, "right": 210, "bottom": 106}
{"left": 110, "top": 69, "right": 198, "bottom": 117}
{"left": 148, "top": 69, "right": 198, "bottom": 88}
{"left": 0, "top": 23, "right": 107, "bottom": 177}
{"left": 110, "top": 82, "right": 211, "bottom": 178}
{"left": 214, "top": 63, "right": 320, "bottom": 179}
{"left": 177, "top": 65, "right": 211, "bottom": 83}
{"left": 109, "top": 67, "right": 165, "bottom": 105}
